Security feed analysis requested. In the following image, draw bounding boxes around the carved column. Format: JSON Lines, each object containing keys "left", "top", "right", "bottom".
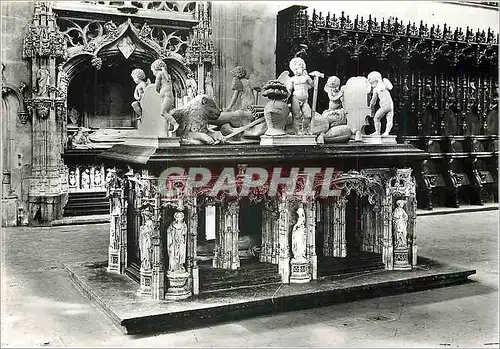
{"left": 23, "top": 2, "right": 68, "bottom": 225}
{"left": 305, "top": 200, "right": 317, "bottom": 280}
{"left": 106, "top": 171, "right": 127, "bottom": 274}
{"left": 384, "top": 168, "right": 417, "bottom": 270}
{"left": 381, "top": 190, "right": 393, "bottom": 270}
{"left": 323, "top": 198, "right": 347, "bottom": 258}
{"left": 277, "top": 198, "right": 290, "bottom": 283}
{"left": 260, "top": 201, "right": 279, "bottom": 264}
{"left": 213, "top": 200, "right": 240, "bottom": 270}
{"left": 187, "top": 196, "right": 200, "bottom": 295}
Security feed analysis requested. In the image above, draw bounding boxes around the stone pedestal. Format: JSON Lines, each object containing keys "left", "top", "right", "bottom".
{"left": 381, "top": 135, "right": 397, "bottom": 144}
{"left": 289, "top": 259, "right": 311, "bottom": 283}
{"left": 393, "top": 248, "right": 411, "bottom": 270}
{"left": 260, "top": 134, "right": 317, "bottom": 146}
{"left": 165, "top": 271, "right": 191, "bottom": 300}
{"left": 362, "top": 134, "right": 382, "bottom": 144}
{"left": 139, "top": 268, "right": 153, "bottom": 295}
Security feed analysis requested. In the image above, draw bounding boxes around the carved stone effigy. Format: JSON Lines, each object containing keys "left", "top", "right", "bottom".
{"left": 213, "top": 200, "right": 240, "bottom": 270}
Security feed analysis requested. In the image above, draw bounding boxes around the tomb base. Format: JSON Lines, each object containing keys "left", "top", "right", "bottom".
{"left": 165, "top": 271, "right": 191, "bottom": 300}
{"left": 260, "top": 134, "right": 317, "bottom": 146}
{"left": 289, "top": 259, "right": 311, "bottom": 283}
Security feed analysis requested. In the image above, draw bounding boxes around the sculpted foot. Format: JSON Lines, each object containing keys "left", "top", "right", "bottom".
{"left": 171, "top": 121, "right": 179, "bottom": 133}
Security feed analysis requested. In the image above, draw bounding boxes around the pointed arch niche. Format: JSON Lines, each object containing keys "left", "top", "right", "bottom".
{"left": 55, "top": 11, "right": 196, "bottom": 132}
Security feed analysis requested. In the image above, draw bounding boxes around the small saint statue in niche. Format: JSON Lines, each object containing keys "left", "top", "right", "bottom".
{"left": 287, "top": 57, "right": 314, "bottom": 135}
{"left": 166, "top": 211, "right": 188, "bottom": 273}
{"left": 94, "top": 168, "right": 103, "bottom": 187}
{"left": 367, "top": 71, "right": 394, "bottom": 137}
{"left": 36, "top": 68, "right": 50, "bottom": 97}
{"left": 57, "top": 65, "right": 68, "bottom": 97}
{"left": 68, "top": 170, "right": 77, "bottom": 187}
{"left": 139, "top": 207, "right": 154, "bottom": 270}
{"left": 205, "top": 71, "right": 214, "bottom": 99}
{"left": 130, "top": 68, "right": 150, "bottom": 119}
{"left": 291, "top": 207, "right": 307, "bottom": 262}
{"left": 81, "top": 168, "right": 90, "bottom": 190}
{"left": 150, "top": 59, "right": 179, "bottom": 134}
{"left": 392, "top": 200, "right": 408, "bottom": 249}
{"left": 185, "top": 70, "right": 197, "bottom": 102}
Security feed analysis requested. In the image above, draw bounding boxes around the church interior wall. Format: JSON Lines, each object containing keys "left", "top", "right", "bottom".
{"left": 1, "top": 1, "right": 34, "bottom": 226}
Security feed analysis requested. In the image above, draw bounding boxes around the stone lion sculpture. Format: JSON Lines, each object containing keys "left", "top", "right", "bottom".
{"left": 172, "top": 95, "right": 224, "bottom": 145}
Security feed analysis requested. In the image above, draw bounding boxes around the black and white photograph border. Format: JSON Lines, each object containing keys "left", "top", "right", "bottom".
{"left": 1, "top": 0, "right": 498, "bottom": 347}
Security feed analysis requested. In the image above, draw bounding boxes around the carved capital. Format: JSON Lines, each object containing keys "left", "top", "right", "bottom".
{"left": 33, "top": 99, "right": 53, "bottom": 119}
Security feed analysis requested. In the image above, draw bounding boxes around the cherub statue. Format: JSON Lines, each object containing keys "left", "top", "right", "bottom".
{"left": 224, "top": 66, "right": 247, "bottom": 112}
{"left": 324, "top": 76, "right": 343, "bottom": 111}
{"left": 185, "top": 70, "right": 197, "bottom": 102}
{"left": 310, "top": 75, "right": 351, "bottom": 143}
{"left": 150, "top": 59, "right": 179, "bottom": 134}
{"left": 279, "top": 57, "right": 314, "bottom": 135}
{"left": 367, "top": 71, "right": 394, "bottom": 136}
{"left": 130, "top": 68, "right": 150, "bottom": 119}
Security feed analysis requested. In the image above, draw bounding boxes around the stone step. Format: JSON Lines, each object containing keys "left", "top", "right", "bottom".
{"left": 318, "top": 253, "right": 385, "bottom": 277}
{"left": 64, "top": 192, "right": 110, "bottom": 217}
{"left": 199, "top": 260, "right": 282, "bottom": 293}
